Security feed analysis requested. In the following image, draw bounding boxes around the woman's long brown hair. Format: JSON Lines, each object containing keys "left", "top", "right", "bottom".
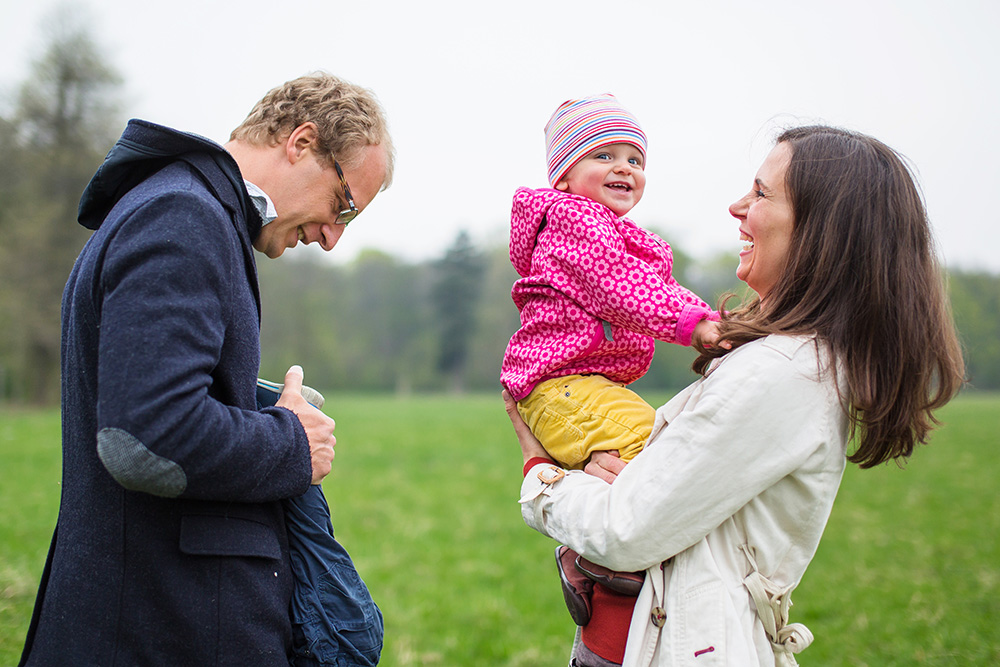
{"left": 694, "top": 126, "right": 965, "bottom": 468}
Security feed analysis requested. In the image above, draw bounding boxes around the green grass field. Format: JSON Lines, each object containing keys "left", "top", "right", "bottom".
{"left": 2, "top": 392, "right": 997, "bottom": 666}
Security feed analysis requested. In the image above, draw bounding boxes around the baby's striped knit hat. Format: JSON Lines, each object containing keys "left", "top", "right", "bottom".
{"left": 544, "top": 94, "right": 647, "bottom": 188}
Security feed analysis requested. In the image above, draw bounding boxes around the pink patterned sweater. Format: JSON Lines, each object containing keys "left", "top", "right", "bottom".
{"left": 500, "top": 187, "right": 715, "bottom": 401}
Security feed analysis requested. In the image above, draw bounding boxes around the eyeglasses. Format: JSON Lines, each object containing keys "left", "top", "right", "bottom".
{"left": 333, "top": 158, "right": 359, "bottom": 225}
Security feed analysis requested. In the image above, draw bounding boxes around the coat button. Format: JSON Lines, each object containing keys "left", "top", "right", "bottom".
{"left": 651, "top": 606, "right": 666, "bottom": 627}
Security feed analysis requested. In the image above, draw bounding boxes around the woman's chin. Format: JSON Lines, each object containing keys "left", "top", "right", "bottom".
{"left": 736, "top": 261, "right": 751, "bottom": 285}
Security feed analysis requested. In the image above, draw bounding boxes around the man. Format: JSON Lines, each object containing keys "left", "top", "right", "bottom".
{"left": 19, "top": 73, "right": 394, "bottom": 666}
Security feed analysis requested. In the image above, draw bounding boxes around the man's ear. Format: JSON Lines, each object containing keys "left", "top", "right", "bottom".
{"left": 284, "top": 122, "right": 319, "bottom": 164}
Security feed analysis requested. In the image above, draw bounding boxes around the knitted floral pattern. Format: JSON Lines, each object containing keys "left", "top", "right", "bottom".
{"left": 501, "top": 187, "right": 713, "bottom": 400}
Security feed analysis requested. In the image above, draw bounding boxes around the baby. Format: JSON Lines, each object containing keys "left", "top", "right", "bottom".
{"left": 500, "top": 94, "right": 720, "bottom": 632}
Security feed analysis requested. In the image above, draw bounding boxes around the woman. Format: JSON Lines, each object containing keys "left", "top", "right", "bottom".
{"left": 507, "top": 125, "right": 965, "bottom": 666}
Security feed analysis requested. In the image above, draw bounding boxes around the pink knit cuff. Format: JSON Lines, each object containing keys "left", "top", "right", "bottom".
{"left": 675, "top": 304, "right": 716, "bottom": 346}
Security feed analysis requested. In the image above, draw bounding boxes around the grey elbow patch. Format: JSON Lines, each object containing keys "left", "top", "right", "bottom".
{"left": 97, "top": 427, "right": 187, "bottom": 497}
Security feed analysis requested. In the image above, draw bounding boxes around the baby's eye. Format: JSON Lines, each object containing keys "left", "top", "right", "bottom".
{"left": 594, "top": 152, "right": 612, "bottom": 160}
{"left": 629, "top": 157, "right": 643, "bottom": 167}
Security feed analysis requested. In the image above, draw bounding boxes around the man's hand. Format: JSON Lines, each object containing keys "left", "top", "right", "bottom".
{"left": 277, "top": 365, "right": 335, "bottom": 484}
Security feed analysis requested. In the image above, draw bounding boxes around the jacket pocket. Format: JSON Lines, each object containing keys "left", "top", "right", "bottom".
{"left": 678, "top": 581, "right": 726, "bottom": 665}
{"left": 179, "top": 514, "right": 281, "bottom": 559}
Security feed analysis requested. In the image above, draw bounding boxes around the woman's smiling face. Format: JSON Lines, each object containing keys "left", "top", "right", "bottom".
{"left": 729, "top": 142, "right": 796, "bottom": 301}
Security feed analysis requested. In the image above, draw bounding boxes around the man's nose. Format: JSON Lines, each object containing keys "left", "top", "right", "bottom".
{"left": 318, "top": 223, "right": 342, "bottom": 251}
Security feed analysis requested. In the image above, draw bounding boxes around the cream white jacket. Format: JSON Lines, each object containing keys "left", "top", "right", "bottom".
{"left": 520, "top": 335, "right": 849, "bottom": 666}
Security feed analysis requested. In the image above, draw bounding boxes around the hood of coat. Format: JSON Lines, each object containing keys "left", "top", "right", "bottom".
{"left": 78, "top": 119, "right": 256, "bottom": 236}
{"left": 509, "top": 187, "right": 593, "bottom": 277}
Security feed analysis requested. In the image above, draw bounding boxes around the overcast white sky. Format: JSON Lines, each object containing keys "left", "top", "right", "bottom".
{"left": 2, "top": 0, "right": 998, "bottom": 271}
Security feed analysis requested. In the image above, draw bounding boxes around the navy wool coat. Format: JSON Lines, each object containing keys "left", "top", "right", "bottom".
{"left": 20, "top": 120, "right": 313, "bottom": 666}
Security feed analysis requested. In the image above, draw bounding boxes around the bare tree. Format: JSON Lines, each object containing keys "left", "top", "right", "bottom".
{"left": 0, "top": 7, "right": 123, "bottom": 403}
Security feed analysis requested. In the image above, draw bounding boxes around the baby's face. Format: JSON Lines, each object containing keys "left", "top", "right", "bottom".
{"left": 556, "top": 143, "right": 645, "bottom": 217}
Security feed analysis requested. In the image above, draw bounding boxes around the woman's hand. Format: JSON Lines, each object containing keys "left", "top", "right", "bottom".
{"left": 585, "top": 450, "right": 627, "bottom": 484}
{"left": 502, "top": 389, "right": 551, "bottom": 464}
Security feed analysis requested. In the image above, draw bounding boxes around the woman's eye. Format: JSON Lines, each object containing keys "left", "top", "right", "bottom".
{"left": 755, "top": 189, "right": 766, "bottom": 198}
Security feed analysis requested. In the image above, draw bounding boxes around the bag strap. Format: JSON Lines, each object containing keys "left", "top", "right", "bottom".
{"left": 740, "top": 544, "right": 814, "bottom": 666}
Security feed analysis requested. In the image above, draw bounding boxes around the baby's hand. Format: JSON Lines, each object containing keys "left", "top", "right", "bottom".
{"left": 692, "top": 319, "right": 731, "bottom": 350}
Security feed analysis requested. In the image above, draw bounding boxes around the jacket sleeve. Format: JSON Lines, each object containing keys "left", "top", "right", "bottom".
{"left": 538, "top": 199, "right": 713, "bottom": 345}
{"left": 519, "top": 339, "right": 843, "bottom": 572}
{"left": 94, "top": 188, "right": 311, "bottom": 503}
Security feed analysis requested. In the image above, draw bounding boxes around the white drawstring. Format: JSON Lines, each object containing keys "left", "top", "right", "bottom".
{"left": 740, "top": 544, "right": 814, "bottom": 667}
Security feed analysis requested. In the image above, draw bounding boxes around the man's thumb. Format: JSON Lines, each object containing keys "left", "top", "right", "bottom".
{"left": 283, "top": 364, "right": 304, "bottom": 395}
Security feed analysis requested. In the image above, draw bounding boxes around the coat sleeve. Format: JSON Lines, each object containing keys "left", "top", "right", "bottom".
{"left": 537, "top": 199, "right": 713, "bottom": 345}
{"left": 520, "top": 339, "right": 840, "bottom": 572}
{"left": 94, "top": 188, "right": 312, "bottom": 503}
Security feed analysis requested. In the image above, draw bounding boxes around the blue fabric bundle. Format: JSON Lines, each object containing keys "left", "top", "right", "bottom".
{"left": 257, "top": 381, "right": 384, "bottom": 666}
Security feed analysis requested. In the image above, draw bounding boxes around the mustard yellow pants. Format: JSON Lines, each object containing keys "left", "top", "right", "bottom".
{"left": 516, "top": 374, "right": 655, "bottom": 470}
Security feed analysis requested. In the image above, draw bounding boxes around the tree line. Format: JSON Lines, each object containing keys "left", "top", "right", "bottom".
{"left": 1, "top": 16, "right": 998, "bottom": 404}
{"left": 253, "top": 243, "right": 1000, "bottom": 396}
{"left": 0, "top": 12, "right": 122, "bottom": 404}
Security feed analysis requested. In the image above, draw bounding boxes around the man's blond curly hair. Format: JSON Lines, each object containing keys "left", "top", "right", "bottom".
{"left": 230, "top": 72, "right": 394, "bottom": 188}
